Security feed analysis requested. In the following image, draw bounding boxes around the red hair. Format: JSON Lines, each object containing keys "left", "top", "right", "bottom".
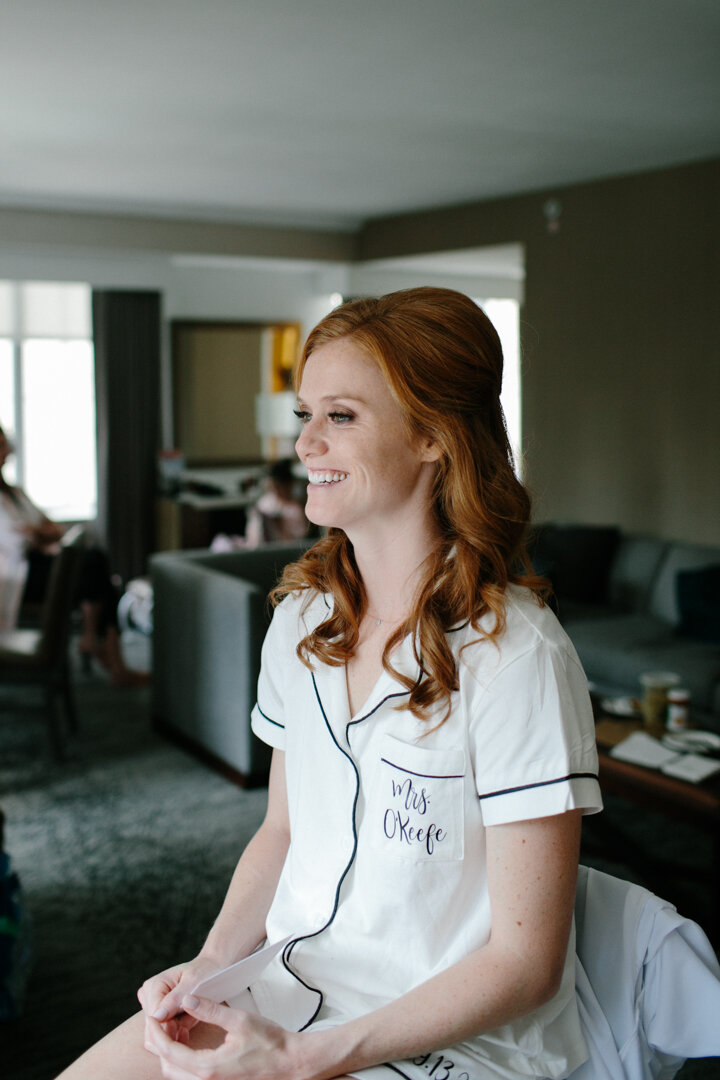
{"left": 273, "top": 287, "right": 545, "bottom": 723}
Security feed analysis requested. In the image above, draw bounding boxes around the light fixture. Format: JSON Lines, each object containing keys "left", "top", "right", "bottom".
{"left": 255, "top": 391, "right": 301, "bottom": 438}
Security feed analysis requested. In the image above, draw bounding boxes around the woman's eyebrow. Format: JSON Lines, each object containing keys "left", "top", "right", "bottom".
{"left": 297, "top": 393, "right": 367, "bottom": 407}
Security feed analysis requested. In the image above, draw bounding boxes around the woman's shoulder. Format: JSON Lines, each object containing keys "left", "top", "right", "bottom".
{"left": 272, "top": 587, "right": 332, "bottom": 635}
{"left": 503, "top": 582, "right": 567, "bottom": 639}
{"left": 453, "top": 583, "right": 579, "bottom": 675}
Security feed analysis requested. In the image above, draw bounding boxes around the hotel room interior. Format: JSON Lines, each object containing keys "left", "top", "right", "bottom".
{"left": 1, "top": 2, "right": 719, "bottom": 1077}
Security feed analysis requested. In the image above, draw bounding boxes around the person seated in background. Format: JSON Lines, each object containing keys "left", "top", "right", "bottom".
{"left": 211, "top": 457, "right": 310, "bottom": 552}
{"left": 0, "top": 425, "right": 148, "bottom": 687}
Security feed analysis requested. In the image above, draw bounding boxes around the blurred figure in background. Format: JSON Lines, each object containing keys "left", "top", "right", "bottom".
{"left": 0, "top": 425, "right": 148, "bottom": 686}
{"left": 211, "top": 458, "right": 310, "bottom": 552}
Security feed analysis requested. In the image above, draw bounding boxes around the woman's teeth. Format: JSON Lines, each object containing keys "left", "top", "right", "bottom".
{"left": 308, "top": 471, "right": 348, "bottom": 485}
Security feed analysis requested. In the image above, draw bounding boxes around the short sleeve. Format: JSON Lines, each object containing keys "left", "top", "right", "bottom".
{"left": 469, "top": 639, "right": 602, "bottom": 826}
{"left": 250, "top": 603, "right": 290, "bottom": 751}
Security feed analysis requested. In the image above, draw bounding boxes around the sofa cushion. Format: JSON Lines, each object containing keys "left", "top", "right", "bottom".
{"left": 676, "top": 564, "right": 720, "bottom": 643}
{"left": 647, "top": 543, "right": 720, "bottom": 626}
{"left": 531, "top": 524, "right": 620, "bottom": 605}
{"left": 563, "top": 611, "right": 720, "bottom": 716}
{"left": 607, "top": 536, "right": 668, "bottom": 612}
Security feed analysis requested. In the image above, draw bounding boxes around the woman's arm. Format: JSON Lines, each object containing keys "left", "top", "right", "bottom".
{"left": 201, "top": 749, "right": 292, "bottom": 967}
{"left": 149, "top": 808, "right": 582, "bottom": 1079}
{"left": 139, "top": 750, "right": 290, "bottom": 1024}
{"left": 300, "top": 808, "right": 582, "bottom": 1076}
{"left": 20, "top": 511, "right": 64, "bottom": 550}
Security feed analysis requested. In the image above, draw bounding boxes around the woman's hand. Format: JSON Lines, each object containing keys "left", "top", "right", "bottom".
{"left": 146, "top": 996, "right": 298, "bottom": 1080}
{"left": 19, "top": 518, "right": 64, "bottom": 552}
{"left": 137, "top": 956, "right": 224, "bottom": 1045}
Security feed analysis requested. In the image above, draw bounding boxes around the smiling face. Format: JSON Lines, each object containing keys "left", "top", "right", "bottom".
{"left": 295, "top": 337, "right": 440, "bottom": 543}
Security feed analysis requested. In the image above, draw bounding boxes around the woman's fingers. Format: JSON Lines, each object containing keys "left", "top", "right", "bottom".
{"left": 180, "top": 995, "right": 239, "bottom": 1030}
{"left": 146, "top": 995, "right": 297, "bottom": 1080}
{"left": 137, "top": 961, "right": 209, "bottom": 1025}
{"left": 138, "top": 969, "right": 180, "bottom": 1016}
{"left": 147, "top": 1017, "right": 219, "bottom": 1076}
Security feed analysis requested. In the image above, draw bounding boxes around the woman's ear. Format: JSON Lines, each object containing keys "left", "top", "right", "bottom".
{"left": 419, "top": 437, "right": 442, "bottom": 463}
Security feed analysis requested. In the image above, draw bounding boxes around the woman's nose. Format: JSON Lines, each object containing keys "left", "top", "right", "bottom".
{"left": 296, "top": 418, "right": 325, "bottom": 460}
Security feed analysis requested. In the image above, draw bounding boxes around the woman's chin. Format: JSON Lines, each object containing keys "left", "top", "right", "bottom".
{"left": 305, "top": 509, "right": 337, "bottom": 529}
{"left": 304, "top": 490, "right": 344, "bottom": 530}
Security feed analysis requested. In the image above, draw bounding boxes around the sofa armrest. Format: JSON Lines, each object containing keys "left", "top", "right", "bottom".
{"left": 151, "top": 554, "right": 274, "bottom": 783}
{"left": 169, "top": 540, "right": 311, "bottom": 591}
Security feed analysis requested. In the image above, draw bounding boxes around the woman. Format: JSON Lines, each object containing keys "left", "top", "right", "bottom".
{"left": 0, "top": 425, "right": 147, "bottom": 685}
{"left": 211, "top": 458, "right": 310, "bottom": 551}
{"left": 60, "top": 288, "right": 601, "bottom": 1080}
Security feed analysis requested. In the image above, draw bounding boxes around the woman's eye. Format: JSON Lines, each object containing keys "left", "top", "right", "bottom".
{"left": 293, "top": 408, "right": 353, "bottom": 425}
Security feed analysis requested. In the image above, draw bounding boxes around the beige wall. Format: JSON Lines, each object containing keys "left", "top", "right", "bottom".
{"left": 359, "top": 158, "right": 720, "bottom": 545}
{"left": 3, "top": 160, "right": 718, "bottom": 543}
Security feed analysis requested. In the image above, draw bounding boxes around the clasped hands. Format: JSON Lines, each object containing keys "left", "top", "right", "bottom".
{"left": 138, "top": 960, "right": 297, "bottom": 1080}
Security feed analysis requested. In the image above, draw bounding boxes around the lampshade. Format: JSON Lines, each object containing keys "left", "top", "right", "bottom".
{"left": 255, "top": 391, "right": 302, "bottom": 438}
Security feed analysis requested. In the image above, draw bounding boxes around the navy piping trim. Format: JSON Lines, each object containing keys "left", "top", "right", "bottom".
{"left": 478, "top": 771, "right": 599, "bottom": 801}
{"left": 381, "top": 757, "right": 463, "bottom": 781}
{"left": 382, "top": 1066, "right": 415, "bottom": 1080}
{"left": 351, "top": 690, "right": 410, "bottom": 726}
{"left": 280, "top": 677, "right": 411, "bottom": 1031}
{"left": 281, "top": 673, "right": 361, "bottom": 1030}
{"left": 255, "top": 703, "right": 285, "bottom": 729}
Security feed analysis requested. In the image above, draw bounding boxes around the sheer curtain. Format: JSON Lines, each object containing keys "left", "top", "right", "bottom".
{"left": 92, "top": 290, "right": 161, "bottom": 584}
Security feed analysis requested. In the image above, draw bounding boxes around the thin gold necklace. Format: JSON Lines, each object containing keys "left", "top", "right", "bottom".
{"left": 366, "top": 609, "right": 410, "bottom": 628}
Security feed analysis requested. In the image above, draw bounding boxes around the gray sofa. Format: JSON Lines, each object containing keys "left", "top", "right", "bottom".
{"left": 531, "top": 524, "right": 720, "bottom": 726}
{"left": 151, "top": 527, "right": 720, "bottom": 781}
{"left": 151, "top": 541, "right": 311, "bottom": 784}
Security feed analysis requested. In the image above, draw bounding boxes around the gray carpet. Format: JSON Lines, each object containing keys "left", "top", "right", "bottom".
{"left": 0, "top": 665, "right": 268, "bottom": 1079}
{"left": 1, "top": 656, "right": 719, "bottom": 1079}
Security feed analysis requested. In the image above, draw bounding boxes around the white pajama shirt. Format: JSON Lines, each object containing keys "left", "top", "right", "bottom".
{"left": 249, "top": 585, "right": 602, "bottom": 1080}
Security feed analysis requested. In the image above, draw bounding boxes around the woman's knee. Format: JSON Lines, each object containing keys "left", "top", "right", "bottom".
{"left": 55, "top": 1011, "right": 157, "bottom": 1080}
{"left": 56, "top": 1009, "right": 226, "bottom": 1079}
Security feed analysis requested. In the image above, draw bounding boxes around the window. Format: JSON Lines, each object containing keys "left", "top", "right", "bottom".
{"left": 478, "top": 298, "right": 522, "bottom": 476}
{"left": 0, "top": 281, "right": 97, "bottom": 521}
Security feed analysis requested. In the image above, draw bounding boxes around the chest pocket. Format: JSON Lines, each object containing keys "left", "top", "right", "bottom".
{"left": 367, "top": 734, "right": 465, "bottom": 862}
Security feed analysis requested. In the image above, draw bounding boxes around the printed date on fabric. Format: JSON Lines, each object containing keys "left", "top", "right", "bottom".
{"left": 410, "top": 1052, "right": 471, "bottom": 1080}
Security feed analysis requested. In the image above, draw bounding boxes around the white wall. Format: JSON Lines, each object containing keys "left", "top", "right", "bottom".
{"left": 0, "top": 245, "right": 520, "bottom": 320}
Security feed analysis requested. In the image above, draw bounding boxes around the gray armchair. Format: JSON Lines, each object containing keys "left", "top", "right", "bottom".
{"left": 151, "top": 541, "right": 311, "bottom": 785}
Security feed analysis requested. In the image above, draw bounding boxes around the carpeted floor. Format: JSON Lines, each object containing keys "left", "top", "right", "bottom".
{"left": 0, "top": 655, "right": 268, "bottom": 1079}
{"left": 1, "top": 646, "right": 719, "bottom": 1079}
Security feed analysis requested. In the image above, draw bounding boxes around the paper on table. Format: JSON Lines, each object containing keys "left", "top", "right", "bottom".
{"left": 609, "top": 731, "right": 679, "bottom": 768}
{"left": 661, "top": 753, "right": 720, "bottom": 783}
{"left": 192, "top": 935, "right": 293, "bottom": 1007}
{"left": 609, "top": 731, "right": 720, "bottom": 784}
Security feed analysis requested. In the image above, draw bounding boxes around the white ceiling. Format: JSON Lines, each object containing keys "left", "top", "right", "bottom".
{"left": 1, "top": 0, "right": 719, "bottom": 232}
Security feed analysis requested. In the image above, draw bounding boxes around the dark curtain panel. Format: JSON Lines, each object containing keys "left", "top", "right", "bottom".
{"left": 92, "top": 290, "right": 161, "bottom": 584}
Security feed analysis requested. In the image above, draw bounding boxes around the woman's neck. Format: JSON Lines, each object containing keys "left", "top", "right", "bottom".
{"left": 349, "top": 511, "right": 441, "bottom": 625}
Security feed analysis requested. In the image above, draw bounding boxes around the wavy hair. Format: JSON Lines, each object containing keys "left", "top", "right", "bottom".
{"left": 272, "top": 287, "right": 545, "bottom": 723}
